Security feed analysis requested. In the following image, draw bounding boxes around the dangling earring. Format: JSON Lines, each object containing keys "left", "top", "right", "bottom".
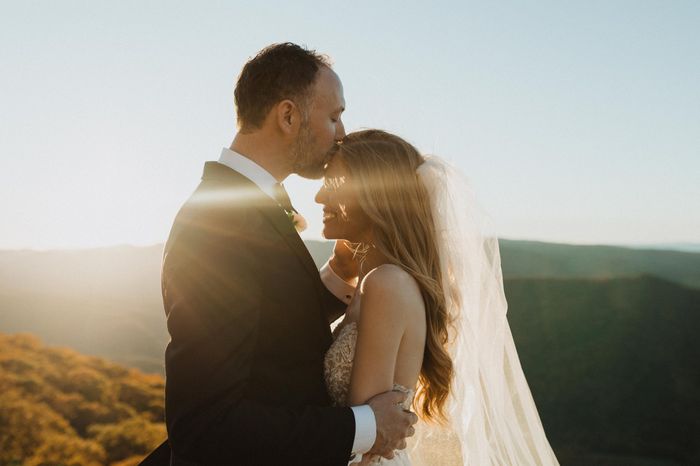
{"left": 349, "top": 242, "right": 370, "bottom": 260}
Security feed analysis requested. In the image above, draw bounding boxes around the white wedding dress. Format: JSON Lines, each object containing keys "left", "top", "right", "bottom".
{"left": 324, "top": 294, "right": 464, "bottom": 466}
{"left": 324, "top": 297, "right": 414, "bottom": 466}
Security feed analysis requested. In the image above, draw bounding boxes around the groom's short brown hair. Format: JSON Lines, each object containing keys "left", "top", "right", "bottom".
{"left": 234, "top": 43, "right": 332, "bottom": 130}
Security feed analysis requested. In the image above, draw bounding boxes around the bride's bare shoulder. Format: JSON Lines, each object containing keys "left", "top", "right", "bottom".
{"left": 359, "top": 264, "right": 425, "bottom": 319}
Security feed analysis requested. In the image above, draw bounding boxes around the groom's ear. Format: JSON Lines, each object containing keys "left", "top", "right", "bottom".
{"left": 275, "top": 99, "right": 300, "bottom": 135}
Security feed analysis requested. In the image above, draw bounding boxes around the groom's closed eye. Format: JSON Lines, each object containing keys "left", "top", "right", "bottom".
{"left": 330, "top": 107, "right": 345, "bottom": 124}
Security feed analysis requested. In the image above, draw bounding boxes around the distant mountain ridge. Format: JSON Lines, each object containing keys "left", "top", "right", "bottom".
{"left": 621, "top": 242, "right": 700, "bottom": 253}
{"left": 2, "top": 239, "right": 698, "bottom": 291}
{"left": 498, "top": 239, "right": 700, "bottom": 289}
{"left": 1, "top": 239, "right": 698, "bottom": 373}
{"left": 0, "top": 244, "right": 167, "bottom": 372}
{"left": 307, "top": 239, "right": 700, "bottom": 289}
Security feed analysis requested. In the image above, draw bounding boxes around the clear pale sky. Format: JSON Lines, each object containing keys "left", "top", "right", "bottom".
{"left": 1, "top": 1, "right": 698, "bottom": 250}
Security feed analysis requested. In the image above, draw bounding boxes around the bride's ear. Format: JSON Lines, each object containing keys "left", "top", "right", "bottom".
{"left": 275, "top": 99, "right": 300, "bottom": 135}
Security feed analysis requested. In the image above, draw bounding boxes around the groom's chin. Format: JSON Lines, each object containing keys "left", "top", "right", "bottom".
{"left": 296, "top": 169, "right": 323, "bottom": 180}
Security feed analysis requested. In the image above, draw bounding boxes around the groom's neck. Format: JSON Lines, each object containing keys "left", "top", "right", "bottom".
{"left": 230, "top": 130, "right": 291, "bottom": 182}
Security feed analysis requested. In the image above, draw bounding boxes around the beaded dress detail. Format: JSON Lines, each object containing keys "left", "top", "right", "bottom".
{"left": 324, "top": 319, "right": 414, "bottom": 465}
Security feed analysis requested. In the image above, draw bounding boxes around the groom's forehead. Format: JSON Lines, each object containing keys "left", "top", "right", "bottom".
{"left": 313, "top": 68, "right": 345, "bottom": 108}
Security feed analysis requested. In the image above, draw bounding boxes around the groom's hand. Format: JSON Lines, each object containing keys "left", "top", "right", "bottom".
{"left": 366, "top": 390, "right": 418, "bottom": 459}
{"left": 329, "top": 240, "right": 360, "bottom": 284}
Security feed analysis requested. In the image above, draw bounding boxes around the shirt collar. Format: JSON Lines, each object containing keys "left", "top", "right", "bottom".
{"left": 217, "top": 147, "right": 279, "bottom": 201}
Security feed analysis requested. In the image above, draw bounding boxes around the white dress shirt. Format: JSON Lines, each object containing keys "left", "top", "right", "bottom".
{"left": 217, "top": 147, "right": 376, "bottom": 460}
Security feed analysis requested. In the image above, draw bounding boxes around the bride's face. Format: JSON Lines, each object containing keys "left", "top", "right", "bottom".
{"left": 314, "top": 155, "right": 372, "bottom": 242}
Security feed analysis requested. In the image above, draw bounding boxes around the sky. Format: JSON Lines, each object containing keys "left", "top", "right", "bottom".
{"left": 1, "top": 1, "right": 698, "bottom": 250}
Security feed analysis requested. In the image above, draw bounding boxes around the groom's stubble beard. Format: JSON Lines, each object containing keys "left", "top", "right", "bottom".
{"left": 291, "top": 120, "right": 328, "bottom": 180}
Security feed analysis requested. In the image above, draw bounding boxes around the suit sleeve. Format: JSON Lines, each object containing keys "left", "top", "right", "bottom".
{"left": 162, "top": 208, "right": 355, "bottom": 465}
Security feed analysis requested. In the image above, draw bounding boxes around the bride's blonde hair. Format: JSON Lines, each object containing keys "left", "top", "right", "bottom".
{"left": 336, "top": 129, "right": 453, "bottom": 422}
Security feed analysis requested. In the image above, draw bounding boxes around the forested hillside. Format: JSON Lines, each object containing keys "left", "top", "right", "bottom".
{"left": 0, "top": 333, "right": 165, "bottom": 466}
{"left": 506, "top": 275, "right": 700, "bottom": 465}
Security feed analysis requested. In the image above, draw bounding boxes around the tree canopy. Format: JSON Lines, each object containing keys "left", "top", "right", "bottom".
{"left": 0, "top": 333, "right": 165, "bottom": 466}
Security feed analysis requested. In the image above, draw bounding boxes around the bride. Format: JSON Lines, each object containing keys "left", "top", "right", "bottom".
{"left": 317, "top": 129, "right": 559, "bottom": 465}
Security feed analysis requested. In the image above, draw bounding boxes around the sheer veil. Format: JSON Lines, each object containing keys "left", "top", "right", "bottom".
{"left": 409, "top": 156, "right": 559, "bottom": 465}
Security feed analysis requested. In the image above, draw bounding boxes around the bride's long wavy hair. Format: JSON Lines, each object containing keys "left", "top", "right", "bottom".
{"left": 336, "top": 129, "right": 453, "bottom": 422}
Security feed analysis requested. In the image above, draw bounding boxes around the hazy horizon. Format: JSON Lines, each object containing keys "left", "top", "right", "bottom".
{"left": 2, "top": 238, "right": 699, "bottom": 254}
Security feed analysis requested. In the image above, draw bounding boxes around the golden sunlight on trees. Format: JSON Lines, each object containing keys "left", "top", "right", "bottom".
{"left": 88, "top": 416, "right": 166, "bottom": 464}
{"left": 24, "top": 433, "right": 106, "bottom": 466}
{"left": 0, "top": 333, "right": 165, "bottom": 465}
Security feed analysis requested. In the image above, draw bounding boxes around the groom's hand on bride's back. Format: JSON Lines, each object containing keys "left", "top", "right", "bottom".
{"left": 366, "top": 390, "right": 418, "bottom": 459}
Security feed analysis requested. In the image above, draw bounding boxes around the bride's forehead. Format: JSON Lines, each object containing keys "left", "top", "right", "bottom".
{"left": 324, "top": 155, "right": 348, "bottom": 177}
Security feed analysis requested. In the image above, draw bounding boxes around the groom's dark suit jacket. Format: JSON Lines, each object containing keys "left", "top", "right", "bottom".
{"left": 147, "top": 162, "right": 355, "bottom": 465}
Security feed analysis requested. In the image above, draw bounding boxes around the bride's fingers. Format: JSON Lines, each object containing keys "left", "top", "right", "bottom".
{"left": 407, "top": 425, "right": 416, "bottom": 437}
{"left": 389, "top": 390, "right": 408, "bottom": 404}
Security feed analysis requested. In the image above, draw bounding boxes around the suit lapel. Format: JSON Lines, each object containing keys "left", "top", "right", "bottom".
{"left": 202, "top": 162, "right": 321, "bottom": 287}
{"left": 257, "top": 204, "right": 321, "bottom": 282}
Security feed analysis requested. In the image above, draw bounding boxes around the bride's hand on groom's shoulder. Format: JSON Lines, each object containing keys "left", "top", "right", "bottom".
{"left": 366, "top": 390, "right": 418, "bottom": 459}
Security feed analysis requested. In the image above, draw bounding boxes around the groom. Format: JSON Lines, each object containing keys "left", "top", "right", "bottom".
{"left": 143, "top": 43, "right": 416, "bottom": 465}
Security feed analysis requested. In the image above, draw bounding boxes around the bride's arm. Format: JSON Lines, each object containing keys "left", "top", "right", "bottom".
{"left": 346, "top": 265, "right": 422, "bottom": 406}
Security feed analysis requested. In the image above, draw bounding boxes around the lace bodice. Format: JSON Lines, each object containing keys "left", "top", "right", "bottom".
{"left": 324, "top": 321, "right": 359, "bottom": 407}
{"left": 324, "top": 319, "right": 414, "bottom": 465}
{"left": 324, "top": 321, "right": 415, "bottom": 409}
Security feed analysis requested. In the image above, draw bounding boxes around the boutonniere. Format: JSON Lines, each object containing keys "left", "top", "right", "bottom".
{"left": 285, "top": 210, "right": 307, "bottom": 233}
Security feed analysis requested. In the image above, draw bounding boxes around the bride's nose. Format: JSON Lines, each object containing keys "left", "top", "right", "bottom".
{"left": 314, "top": 184, "right": 326, "bottom": 205}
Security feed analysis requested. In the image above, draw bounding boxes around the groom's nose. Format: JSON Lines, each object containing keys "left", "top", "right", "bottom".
{"left": 336, "top": 120, "right": 346, "bottom": 140}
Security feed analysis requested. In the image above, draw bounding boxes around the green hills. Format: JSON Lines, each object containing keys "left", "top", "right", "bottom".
{"left": 498, "top": 239, "right": 700, "bottom": 289}
{"left": 505, "top": 275, "right": 700, "bottom": 465}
